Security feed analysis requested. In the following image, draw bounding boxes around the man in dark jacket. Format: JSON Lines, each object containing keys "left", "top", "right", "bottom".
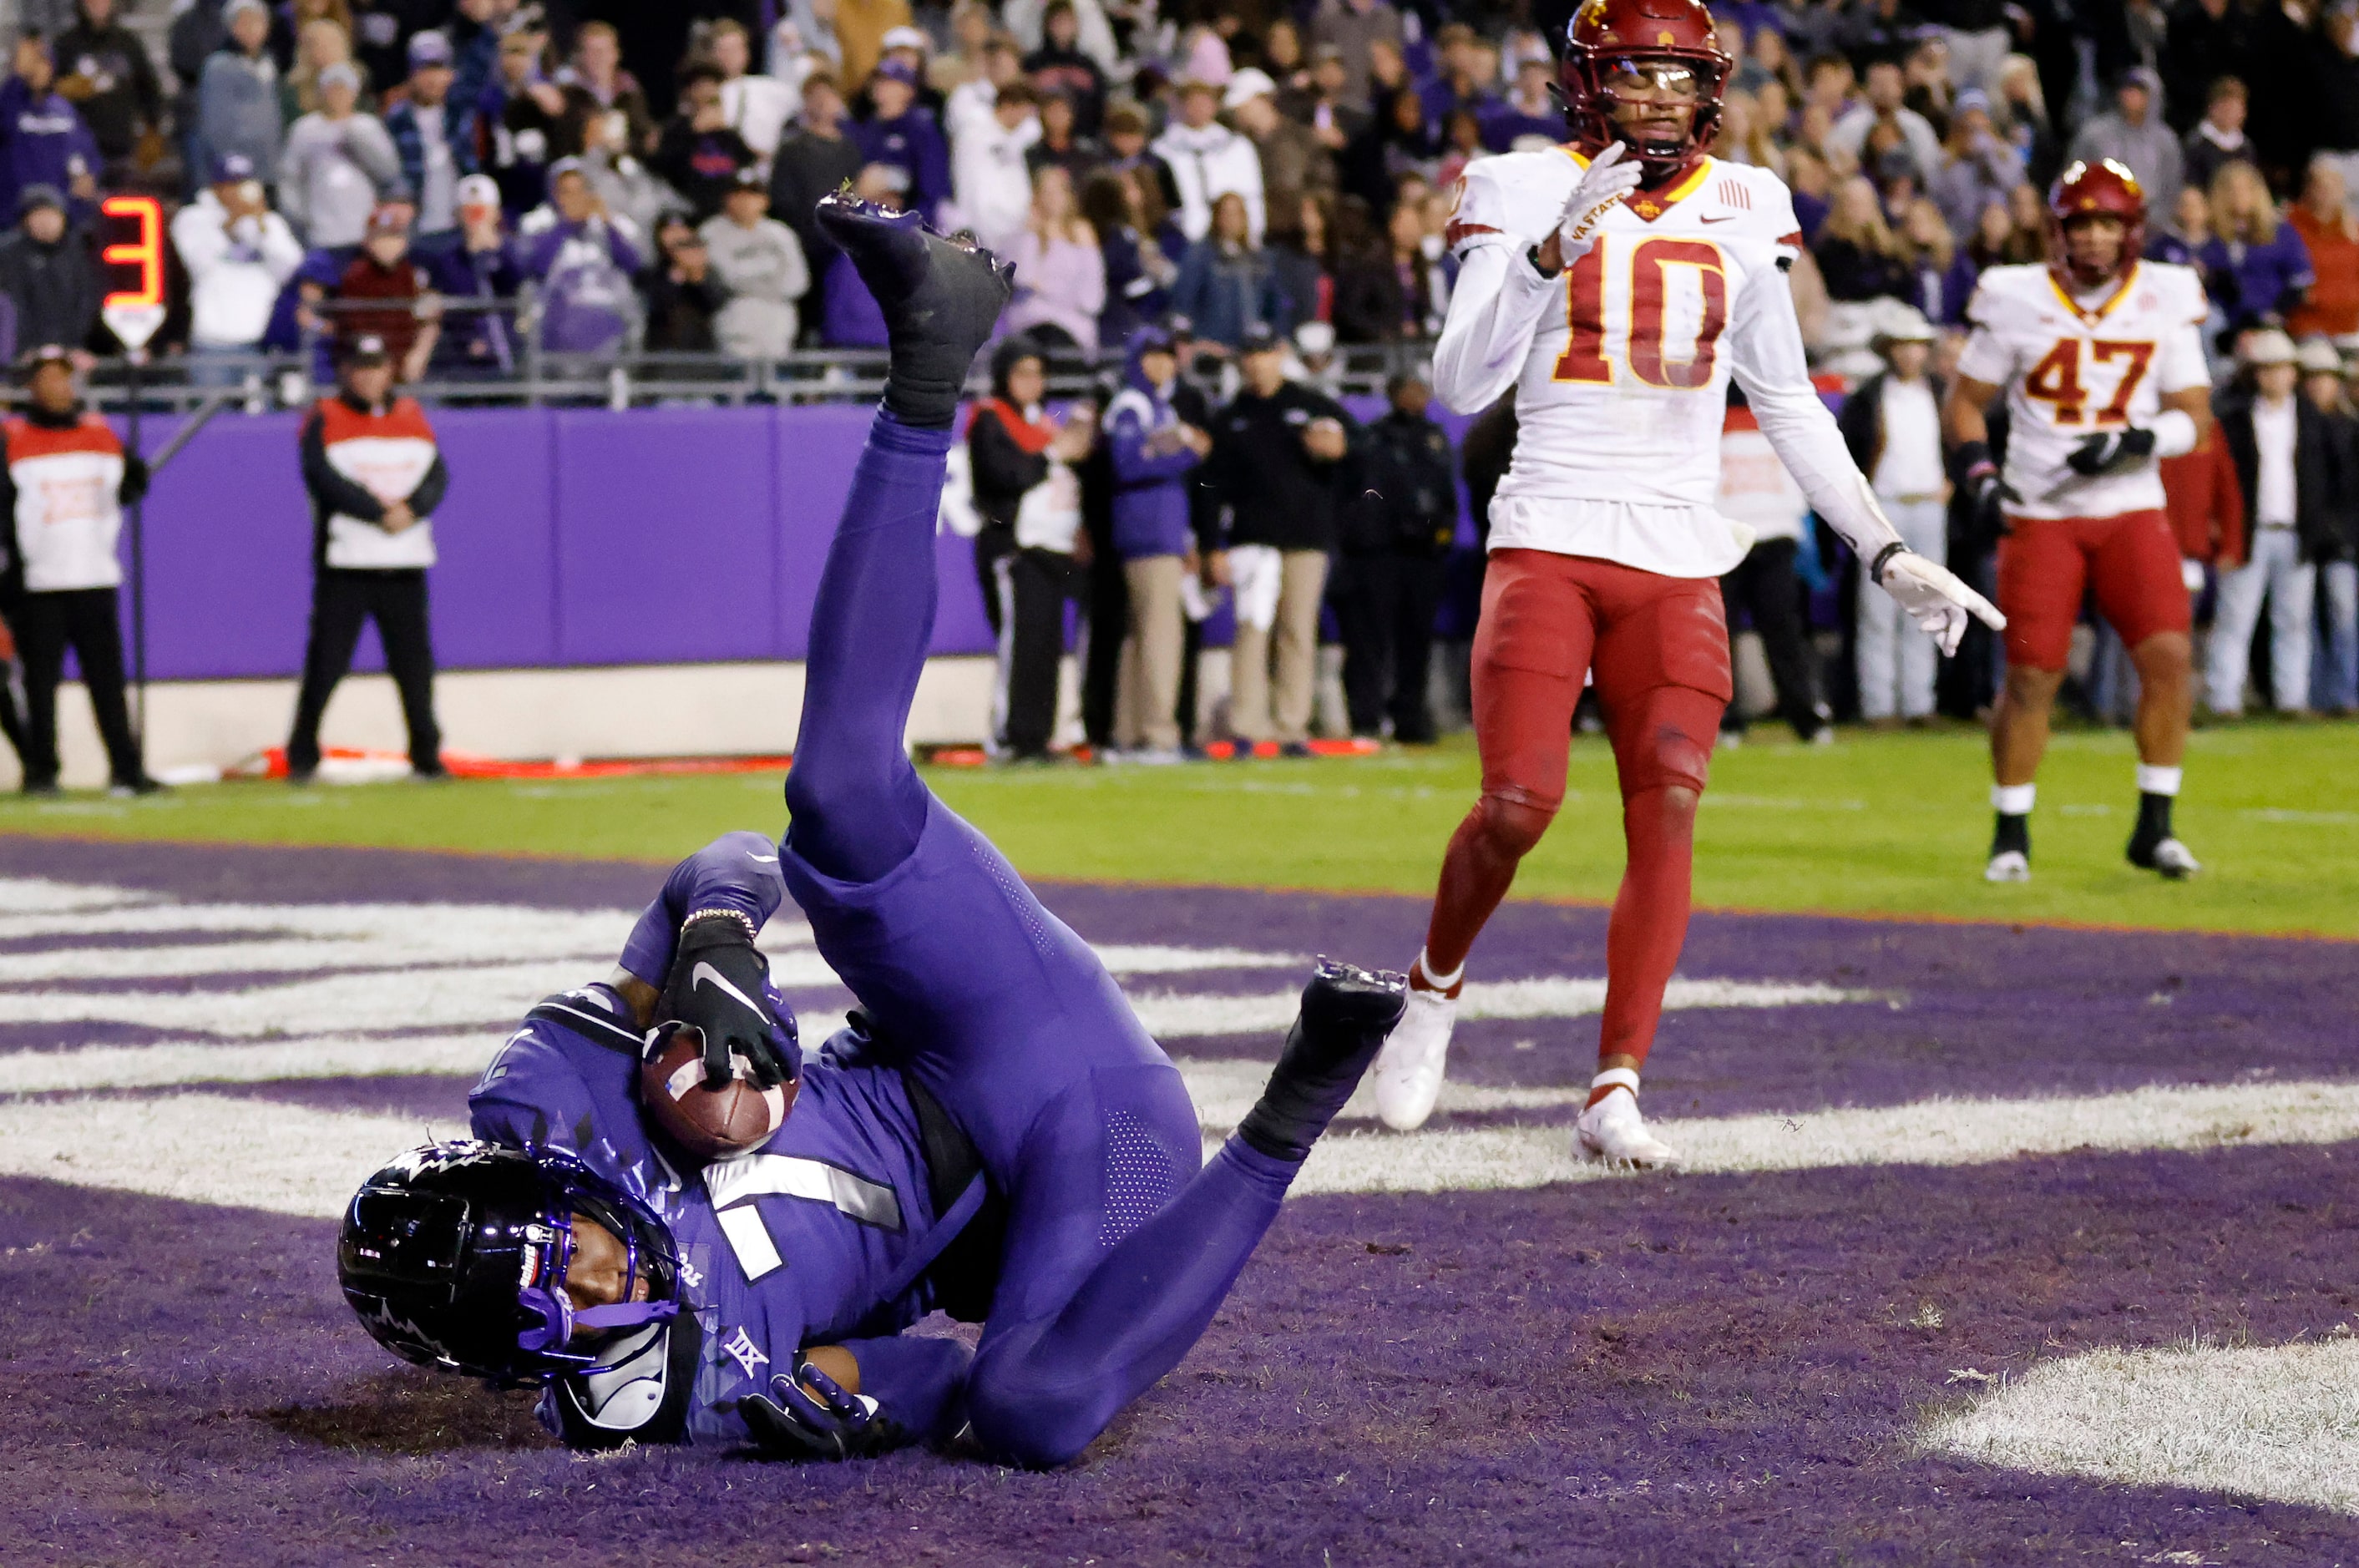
{"left": 655, "top": 63, "right": 756, "bottom": 222}
{"left": 770, "top": 73, "right": 864, "bottom": 342}
{"left": 1334, "top": 372, "right": 1454, "bottom": 743}
{"left": 50, "top": 0, "right": 161, "bottom": 181}
{"left": 0, "top": 185, "right": 94, "bottom": 356}
{"left": 2207, "top": 329, "right": 2338, "bottom": 715}
{"left": 1204, "top": 325, "right": 1358, "bottom": 753}
{"left": 286, "top": 335, "right": 452, "bottom": 783}
{"left": 0, "top": 36, "right": 101, "bottom": 228}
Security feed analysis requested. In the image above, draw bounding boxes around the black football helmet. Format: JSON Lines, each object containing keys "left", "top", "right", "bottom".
{"left": 337, "top": 1141, "right": 681, "bottom": 1386}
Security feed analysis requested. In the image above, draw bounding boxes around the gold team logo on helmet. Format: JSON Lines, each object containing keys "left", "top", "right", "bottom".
{"left": 1658, "top": 29, "right": 1676, "bottom": 43}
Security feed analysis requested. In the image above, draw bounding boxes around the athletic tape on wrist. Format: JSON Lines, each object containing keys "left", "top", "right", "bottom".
{"left": 683, "top": 907, "right": 757, "bottom": 939}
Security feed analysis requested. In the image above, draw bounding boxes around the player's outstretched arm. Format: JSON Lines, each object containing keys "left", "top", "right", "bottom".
{"left": 615, "top": 830, "right": 788, "bottom": 997}
{"left": 1730, "top": 269, "right": 2004, "bottom": 654}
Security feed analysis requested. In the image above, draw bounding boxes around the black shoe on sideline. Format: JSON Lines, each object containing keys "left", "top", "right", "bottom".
{"left": 108, "top": 776, "right": 167, "bottom": 797}
{"left": 20, "top": 777, "right": 59, "bottom": 798}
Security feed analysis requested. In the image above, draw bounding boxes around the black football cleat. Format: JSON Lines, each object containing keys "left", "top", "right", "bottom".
{"left": 1236, "top": 958, "right": 1409, "bottom": 1163}
{"left": 814, "top": 195, "right": 1013, "bottom": 429}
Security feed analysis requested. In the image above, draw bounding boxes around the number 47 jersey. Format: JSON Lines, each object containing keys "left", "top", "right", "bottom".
{"left": 1955, "top": 260, "right": 2210, "bottom": 520}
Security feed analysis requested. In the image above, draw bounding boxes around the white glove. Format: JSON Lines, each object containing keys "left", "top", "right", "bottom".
{"left": 1877, "top": 549, "right": 2007, "bottom": 657}
{"left": 1556, "top": 142, "right": 1642, "bottom": 265}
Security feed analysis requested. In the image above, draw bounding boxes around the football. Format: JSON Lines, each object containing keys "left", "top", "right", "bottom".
{"left": 638, "top": 1027, "right": 793, "bottom": 1161}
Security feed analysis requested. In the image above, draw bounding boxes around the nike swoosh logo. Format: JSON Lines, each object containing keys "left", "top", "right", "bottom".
{"left": 746, "top": 852, "right": 778, "bottom": 864}
{"left": 691, "top": 962, "right": 767, "bottom": 1016}
{"left": 1699, "top": 215, "right": 1738, "bottom": 224}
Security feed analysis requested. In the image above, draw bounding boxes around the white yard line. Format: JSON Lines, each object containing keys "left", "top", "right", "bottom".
{"left": 8, "top": 1079, "right": 2359, "bottom": 1220}
{"left": 1127, "top": 976, "right": 1869, "bottom": 1041}
{"left": 1922, "top": 1338, "right": 2359, "bottom": 1516}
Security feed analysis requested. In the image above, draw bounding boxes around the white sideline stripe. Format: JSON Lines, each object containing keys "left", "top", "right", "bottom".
{"left": 1921, "top": 1339, "right": 2359, "bottom": 1516}
{"left": 1177, "top": 1055, "right": 1583, "bottom": 1130}
{"left": 1127, "top": 977, "right": 1869, "bottom": 1041}
{"left": 1093, "top": 945, "right": 1306, "bottom": 975}
{"left": 0, "top": 962, "right": 595, "bottom": 1036}
{"left": 9, "top": 1080, "right": 2359, "bottom": 1221}
{"left": 0, "top": 878, "right": 162, "bottom": 914}
{"left": 1263, "top": 1079, "right": 2359, "bottom": 1196}
{"left": 0, "top": 1034, "right": 501, "bottom": 1093}
{"left": 0, "top": 1093, "right": 449, "bottom": 1218}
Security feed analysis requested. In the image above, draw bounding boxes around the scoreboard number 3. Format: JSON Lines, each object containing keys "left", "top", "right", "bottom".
{"left": 99, "top": 194, "right": 167, "bottom": 352}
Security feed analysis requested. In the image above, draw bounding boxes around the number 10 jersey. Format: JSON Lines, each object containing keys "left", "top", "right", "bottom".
{"left": 1954, "top": 260, "right": 2210, "bottom": 521}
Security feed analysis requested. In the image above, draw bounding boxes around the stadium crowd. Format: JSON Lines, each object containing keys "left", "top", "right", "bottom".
{"left": 0, "top": 0, "right": 2354, "bottom": 778}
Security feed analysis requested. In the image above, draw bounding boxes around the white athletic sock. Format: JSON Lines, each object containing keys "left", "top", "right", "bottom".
{"left": 1412, "top": 948, "right": 1465, "bottom": 994}
{"left": 1992, "top": 782, "right": 2036, "bottom": 816}
{"left": 1591, "top": 1066, "right": 1640, "bottom": 1100}
{"left": 2135, "top": 764, "right": 2183, "bottom": 797}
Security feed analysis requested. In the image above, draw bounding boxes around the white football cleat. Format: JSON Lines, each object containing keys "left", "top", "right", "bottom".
{"left": 1574, "top": 1089, "right": 1680, "bottom": 1168}
{"left": 1369, "top": 982, "right": 1457, "bottom": 1131}
{"left": 1984, "top": 849, "right": 2030, "bottom": 883}
{"left": 2138, "top": 837, "right": 2201, "bottom": 879}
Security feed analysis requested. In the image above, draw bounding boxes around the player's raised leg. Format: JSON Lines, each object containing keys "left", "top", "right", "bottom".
{"left": 1370, "top": 550, "right": 1594, "bottom": 1132}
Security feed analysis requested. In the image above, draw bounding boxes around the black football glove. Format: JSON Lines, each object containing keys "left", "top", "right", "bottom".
{"left": 1950, "top": 440, "right": 2017, "bottom": 541}
{"left": 656, "top": 913, "right": 793, "bottom": 1089}
{"left": 2065, "top": 427, "right": 2157, "bottom": 477}
{"left": 737, "top": 1362, "right": 907, "bottom": 1461}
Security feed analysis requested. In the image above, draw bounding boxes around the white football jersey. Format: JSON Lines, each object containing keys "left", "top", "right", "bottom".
{"left": 1445, "top": 149, "right": 1808, "bottom": 576}
{"left": 1955, "top": 260, "right": 2210, "bottom": 520}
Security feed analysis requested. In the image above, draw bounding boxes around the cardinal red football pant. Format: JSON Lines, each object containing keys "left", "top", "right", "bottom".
{"left": 1422, "top": 548, "right": 1732, "bottom": 1069}
{"left": 1996, "top": 508, "right": 2191, "bottom": 670}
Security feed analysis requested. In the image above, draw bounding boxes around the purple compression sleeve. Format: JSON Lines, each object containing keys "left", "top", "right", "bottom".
{"left": 616, "top": 830, "right": 787, "bottom": 986}
{"left": 782, "top": 412, "right": 954, "bottom": 886}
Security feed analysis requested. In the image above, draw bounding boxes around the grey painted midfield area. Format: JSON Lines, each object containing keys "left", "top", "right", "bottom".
{"left": 3, "top": 836, "right": 2358, "bottom": 1565}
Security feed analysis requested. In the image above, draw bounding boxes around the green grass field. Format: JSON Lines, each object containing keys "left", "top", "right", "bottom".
{"left": 3, "top": 721, "right": 2353, "bottom": 937}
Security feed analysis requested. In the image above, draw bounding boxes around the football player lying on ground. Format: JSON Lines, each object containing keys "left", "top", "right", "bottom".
{"left": 337, "top": 198, "right": 1406, "bottom": 1469}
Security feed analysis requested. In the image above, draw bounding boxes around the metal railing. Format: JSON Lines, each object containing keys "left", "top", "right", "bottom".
{"left": 57, "top": 292, "right": 1439, "bottom": 416}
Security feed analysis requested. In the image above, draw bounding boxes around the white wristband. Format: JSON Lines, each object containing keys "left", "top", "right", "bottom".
{"left": 2149, "top": 407, "right": 2198, "bottom": 459}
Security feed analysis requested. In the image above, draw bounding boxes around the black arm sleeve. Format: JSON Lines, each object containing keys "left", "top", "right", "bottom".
{"left": 299, "top": 408, "right": 388, "bottom": 523}
{"left": 405, "top": 451, "right": 451, "bottom": 515}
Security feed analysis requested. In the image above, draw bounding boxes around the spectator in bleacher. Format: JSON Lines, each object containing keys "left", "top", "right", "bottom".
{"left": 836, "top": 0, "right": 917, "bottom": 97}
{"left": 195, "top": 0, "right": 284, "bottom": 201}
{"left": 852, "top": 58, "right": 948, "bottom": 220}
{"left": 518, "top": 158, "right": 643, "bottom": 356}
{"left": 1004, "top": 164, "right": 1104, "bottom": 357}
{"left": 1288, "top": 45, "right": 1369, "bottom": 156}
{"left": 655, "top": 62, "right": 755, "bottom": 222}
{"left": 286, "top": 19, "right": 367, "bottom": 122}
{"left": 1103, "top": 324, "right": 1209, "bottom": 761}
{"left": 2210, "top": 331, "right": 2336, "bottom": 716}
{"left": 769, "top": 71, "right": 862, "bottom": 338}
{"left": 783, "top": 0, "right": 847, "bottom": 83}
{"left": 1082, "top": 167, "right": 1174, "bottom": 348}
{"left": 1268, "top": 190, "right": 1333, "bottom": 335}
{"left": 443, "top": 173, "right": 520, "bottom": 373}
{"left": 483, "top": 20, "right": 562, "bottom": 218}
{"left": 1840, "top": 311, "right": 1949, "bottom": 728}
{"left": 2182, "top": 76, "right": 2253, "bottom": 196}
{"left": 1005, "top": 0, "right": 1117, "bottom": 75}
{"left": 944, "top": 32, "right": 1020, "bottom": 144}
{"left": 335, "top": 203, "right": 440, "bottom": 382}
{"left": 1155, "top": 76, "right": 1263, "bottom": 244}
{"left": 575, "top": 98, "right": 681, "bottom": 252}
{"left": 280, "top": 62, "right": 400, "bottom": 250}
{"left": 0, "top": 36, "right": 100, "bottom": 229}
{"left": 1830, "top": 60, "right": 1941, "bottom": 187}
{"left": 2148, "top": 181, "right": 2207, "bottom": 266}
{"left": 709, "top": 18, "right": 793, "bottom": 163}
{"left": 2299, "top": 339, "right": 2358, "bottom": 715}
{"left": 0, "top": 345, "right": 154, "bottom": 796}
{"left": 642, "top": 214, "right": 723, "bottom": 354}
{"left": 0, "top": 186, "right": 93, "bottom": 362}
{"left": 1172, "top": 189, "right": 1288, "bottom": 351}
{"left": 1207, "top": 325, "right": 1354, "bottom": 753}
{"left": 2067, "top": 68, "right": 2180, "bottom": 220}
{"left": 1341, "top": 83, "right": 1440, "bottom": 215}
{"left": 1921, "top": 0, "right": 2013, "bottom": 96}
{"left": 1814, "top": 175, "right": 1911, "bottom": 304}
{"left": 384, "top": 32, "right": 472, "bottom": 255}
{"left": 951, "top": 78, "right": 1039, "bottom": 255}
{"left": 2200, "top": 161, "right": 2313, "bottom": 333}
{"left": 1228, "top": 68, "right": 1333, "bottom": 246}
{"left": 1993, "top": 53, "right": 2057, "bottom": 185}
{"left": 1931, "top": 89, "right": 2022, "bottom": 240}
{"left": 700, "top": 168, "right": 807, "bottom": 361}
{"left": 1101, "top": 99, "right": 1177, "bottom": 205}
{"left": 1333, "top": 371, "right": 1454, "bottom": 744}
{"left": 443, "top": 0, "right": 503, "bottom": 131}
{"left": 1309, "top": 0, "right": 1403, "bottom": 114}
{"left": 1900, "top": 196, "right": 1977, "bottom": 326}
{"left": 171, "top": 153, "right": 303, "bottom": 384}
{"left": 1483, "top": 53, "right": 1560, "bottom": 152}
{"left": 1027, "top": 90, "right": 1099, "bottom": 185}
{"left": 2160, "top": 413, "right": 2245, "bottom": 684}
{"left": 286, "top": 333, "right": 448, "bottom": 784}
{"left": 50, "top": 0, "right": 161, "bottom": 187}
{"left": 557, "top": 21, "right": 653, "bottom": 160}
{"left": 2288, "top": 158, "right": 2359, "bottom": 342}
{"left": 1023, "top": 3, "right": 1106, "bottom": 136}
{"left": 969, "top": 339, "right": 1094, "bottom": 761}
